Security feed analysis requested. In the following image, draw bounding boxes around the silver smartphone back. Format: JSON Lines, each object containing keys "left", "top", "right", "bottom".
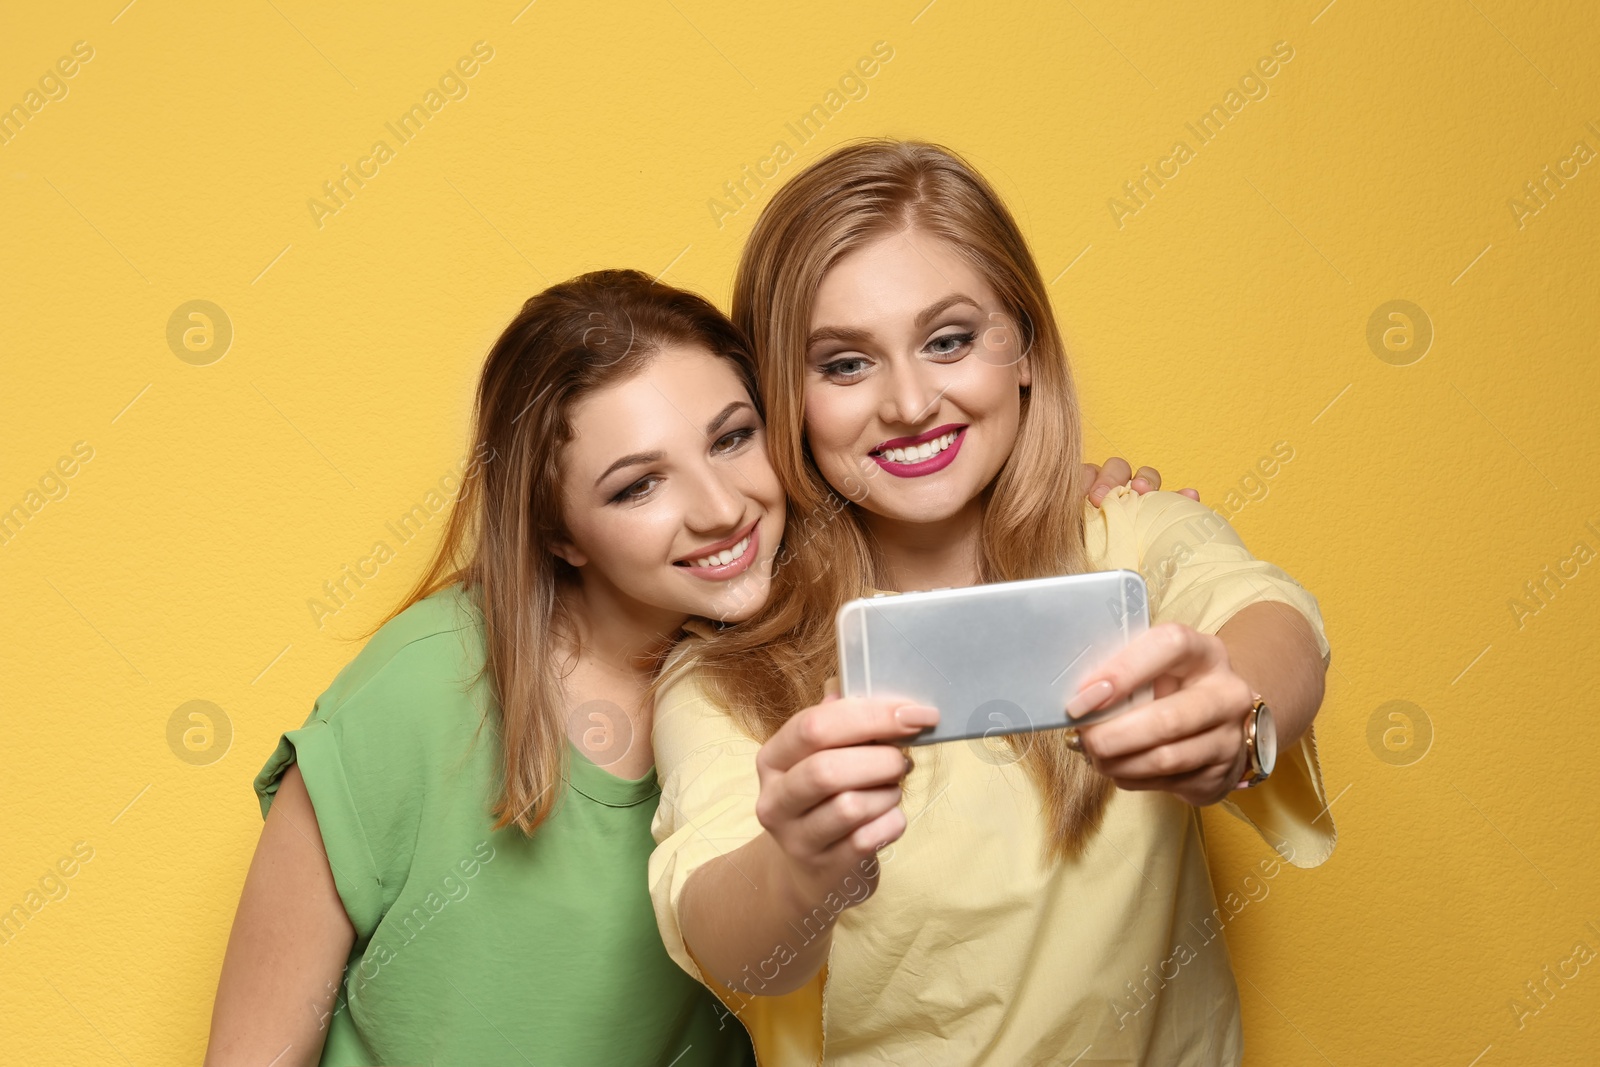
{"left": 836, "top": 570, "right": 1151, "bottom": 746}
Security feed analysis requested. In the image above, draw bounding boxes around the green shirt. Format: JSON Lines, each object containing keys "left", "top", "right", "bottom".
{"left": 254, "top": 583, "right": 755, "bottom": 1067}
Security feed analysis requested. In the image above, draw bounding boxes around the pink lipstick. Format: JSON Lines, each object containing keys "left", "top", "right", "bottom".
{"left": 674, "top": 520, "right": 761, "bottom": 581}
{"left": 869, "top": 424, "right": 966, "bottom": 479}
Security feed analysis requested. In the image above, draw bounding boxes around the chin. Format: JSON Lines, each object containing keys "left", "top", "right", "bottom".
{"left": 698, "top": 575, "right": 773, "bottom": 626}
{"left": 872, "top": 487, "right": 979, "bottom": 525}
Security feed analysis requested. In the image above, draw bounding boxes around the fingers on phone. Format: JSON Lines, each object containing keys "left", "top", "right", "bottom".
{"left": 767, "top": 700, "right": 935, "bottom": 771}
{"left": 1076, "top": 624, "right": 1221, "bottom": 704}
{"left": 1064, "top": 679, "right": 1115, "bottom": 719}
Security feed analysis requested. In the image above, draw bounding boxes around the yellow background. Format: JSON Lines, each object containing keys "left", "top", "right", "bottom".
{"left": 3, "top": 0, "right": 1597, "bottom": 1062}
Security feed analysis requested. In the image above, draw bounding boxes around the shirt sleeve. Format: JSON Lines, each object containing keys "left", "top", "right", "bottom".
{"left": 649, "top": 665, "right": 830, "bottom": 1064}
{"left": 255, "top": 716, "right": 390, "bottom": 939}
{"left": 1121, "top": 487, "right": 1338, "bottom": 869}
{"left": 253, "top": 631, "right": 464, "bottom": 941}
{"left": 647, "top": 666, "right": 768, "bottom": 985}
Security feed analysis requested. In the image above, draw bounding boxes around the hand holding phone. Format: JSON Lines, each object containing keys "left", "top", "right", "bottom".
{"left": 1063, "top": 621, "right": 1259, "bottom": 806}
{"left": 753, "top": 691, "right": 937, "bottom": 907}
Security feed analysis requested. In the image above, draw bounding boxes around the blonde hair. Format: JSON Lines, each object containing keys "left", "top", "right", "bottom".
{"left": 367, "top": 270, "right": 762, "bottom": 836}
{"left": 677, "top": 140, "right": 1114, "bottom": 861}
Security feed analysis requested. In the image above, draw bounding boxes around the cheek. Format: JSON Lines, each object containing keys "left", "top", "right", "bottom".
{"left": 803, "top": 388, "right": 870, "bottom": 462}
{"left": 738, "top": 453, "right": 785, "bottom": 509}
{"left": 571, "top": 509, "right": 672, "bottom": 577}
{"left": 949, "top": 356, "right": 1024, "bottom": 423}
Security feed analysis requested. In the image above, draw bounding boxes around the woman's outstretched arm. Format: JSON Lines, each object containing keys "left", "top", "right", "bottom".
{"left": 677, "top": 695, "right": 932, "bottom": 997}
{"left": 205, "top": 763, "right": 355, "bottom": 1066}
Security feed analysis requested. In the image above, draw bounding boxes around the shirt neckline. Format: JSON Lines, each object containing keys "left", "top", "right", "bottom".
{"left": 565, "top": 739, "right": 660, "bottom": 807}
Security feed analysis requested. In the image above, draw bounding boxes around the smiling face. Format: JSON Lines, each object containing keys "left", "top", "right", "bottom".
{"left": 803, "top": 227, "right": 1031, "bottom": 532}
{"left": 557, "top": 345, "right": 785, "bottom": 626}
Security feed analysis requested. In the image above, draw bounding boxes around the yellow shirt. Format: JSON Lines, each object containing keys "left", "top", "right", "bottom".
{"left": 648, "top": 487, "right": 1336, "bottom": 1066}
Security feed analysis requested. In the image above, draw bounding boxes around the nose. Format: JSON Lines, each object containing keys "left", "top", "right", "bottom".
{"left": 879, "top": 355, "right": 943, "bottom": 428}
{"left": 683, "top": 459, "right": 747, "bottom": 534}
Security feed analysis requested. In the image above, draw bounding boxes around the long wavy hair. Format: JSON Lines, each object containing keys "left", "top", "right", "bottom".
{"left": 675, "top": 140, "right": 1113, "bottom": 862}
{"left": 365, "top": 269, "right": 761, "bottom": 835}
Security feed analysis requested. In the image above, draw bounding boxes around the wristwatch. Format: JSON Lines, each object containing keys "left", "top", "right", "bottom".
{"left": 1235, "top": 695, "right": 1277, "bottom": 790}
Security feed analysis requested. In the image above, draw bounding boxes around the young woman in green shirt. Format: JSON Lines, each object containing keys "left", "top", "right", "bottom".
{"left": 204, "top": 267, "right": 1170, "bottom": 1065}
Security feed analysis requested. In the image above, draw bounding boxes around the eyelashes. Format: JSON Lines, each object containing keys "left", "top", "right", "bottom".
{"left": 927, "top": 331, "right": 975, "bottom": 358}
{"left": 817, "top": 356, "right": 869, "bottom": 383}
{"left": 606, "top": 426, "right": 759, "bottom": 505}
{"left": 713, "top": 427, "right": 757, "bottom": 454}
{"left": 610, "top": 476, "right": 658, "bottom": 504}
{"left": 815, "top": 329, "right": 977, "bottom": 382}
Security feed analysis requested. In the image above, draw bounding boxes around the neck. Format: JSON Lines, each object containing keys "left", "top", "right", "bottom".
{"left": 556, "top": 578, "right": 684, "bottom": 679}
{"left": 863, "top": 497, "right": 986, "bottom": 592}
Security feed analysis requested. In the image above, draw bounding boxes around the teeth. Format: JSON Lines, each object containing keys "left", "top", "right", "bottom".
{"left": 880, "top": 431, "right": 957, "bottom": 464}
{"left": 691, "top": 534, "right": 750, "bottom": 569}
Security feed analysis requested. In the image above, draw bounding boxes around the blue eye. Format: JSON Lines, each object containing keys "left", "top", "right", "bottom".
{"left": 819, "top": 357, "right": 869, "bottom": 382}
{"left": 927, "top": 331, "right": 974, "bottom": 358}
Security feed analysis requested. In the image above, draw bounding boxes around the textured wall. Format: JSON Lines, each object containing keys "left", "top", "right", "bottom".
{"left": 2, "top": 1, "right": 1596, "bottom": 1063}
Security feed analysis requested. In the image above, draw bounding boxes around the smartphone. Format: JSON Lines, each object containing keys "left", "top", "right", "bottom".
{"left": 836, "top": 570, "right": 1152, "bottom": 746}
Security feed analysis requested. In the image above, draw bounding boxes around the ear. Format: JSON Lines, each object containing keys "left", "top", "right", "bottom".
{"left": 1012, "top": 310, "right": 1034, "bottom": 389}
{"left": 551, "top": 541, "right": 587, "bottom": 569}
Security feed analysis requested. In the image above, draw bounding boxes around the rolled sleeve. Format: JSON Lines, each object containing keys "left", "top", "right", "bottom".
{"left": 1135, "top": 490, "right": 1331, "bottom": 664}
{"left": 254, "top": 718, "right": 388, "bottom": 939}
{"left": 1119, "top": 488, "right": 1337, "bottom": 868}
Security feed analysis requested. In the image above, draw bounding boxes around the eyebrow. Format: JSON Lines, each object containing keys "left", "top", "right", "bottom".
{"left": 595, "top": 450, "right": 664, "bottom": 487}
{"left": 704, "top": 400, "right": 752, "bottom": 437}
{"left": 592, "top": 400, "right": 753, "bottom": 488}
{"left": 805, "top": 293, "right": 982, "bottom": 353}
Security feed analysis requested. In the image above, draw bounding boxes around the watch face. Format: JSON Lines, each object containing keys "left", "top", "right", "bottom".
{"left": 1257, "top": 705, "right": 1278, "bottom": 776}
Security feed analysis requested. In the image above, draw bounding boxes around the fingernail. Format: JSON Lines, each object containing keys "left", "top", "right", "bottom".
{"left": 895, "top": 704, "right": 939, "bottom": 728}
{"left": 1090, "top": 485, "right": 1108, "bottom": 503}
{"left": 1065, "top": 680, "right": 1115, "bottom": 719}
